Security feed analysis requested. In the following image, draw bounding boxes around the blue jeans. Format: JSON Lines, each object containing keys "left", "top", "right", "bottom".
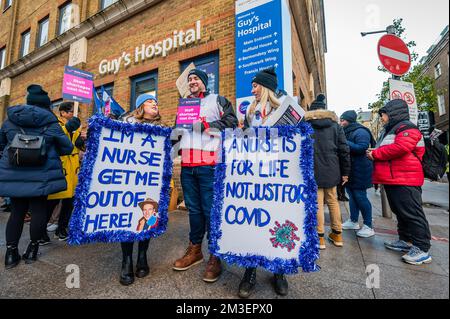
{"left": 346, "top": 188, "right": 373, "bottom": 228}
{"left": 181, "top": 166, "right": 216, "bottom": 245}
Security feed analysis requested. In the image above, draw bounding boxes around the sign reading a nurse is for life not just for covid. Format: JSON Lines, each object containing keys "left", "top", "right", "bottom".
{"left": 210, "top": 127, "right": 319, "bottom": 274}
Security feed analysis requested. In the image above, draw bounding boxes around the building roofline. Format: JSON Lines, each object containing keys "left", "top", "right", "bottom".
{"left": 0, "top": 0, "right": 163, "bottom": 81}
{"left": 420, "top": 25, "right": 449, "bottom": 66}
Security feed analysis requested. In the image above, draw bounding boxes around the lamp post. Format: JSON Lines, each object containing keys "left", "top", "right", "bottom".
{"left": 361, "top": 25, "right": 396, "bottom": 219}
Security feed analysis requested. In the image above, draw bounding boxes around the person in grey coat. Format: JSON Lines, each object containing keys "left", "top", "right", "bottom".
{"left": 0, "top": 85, "right": 73, "bottom": 269}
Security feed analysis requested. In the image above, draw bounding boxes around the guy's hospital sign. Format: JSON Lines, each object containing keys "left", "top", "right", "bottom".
{"left": 98, "top": 21, "right": 202, "bottom": 75}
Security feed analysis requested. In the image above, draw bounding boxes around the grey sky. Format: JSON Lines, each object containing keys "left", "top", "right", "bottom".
{"left": 323, "top": 0, "right": 449, "bottom": 117}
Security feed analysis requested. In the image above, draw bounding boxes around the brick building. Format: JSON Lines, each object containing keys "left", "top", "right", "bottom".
{"left": 420, "top": 25, "right": 449, "bottom": 144}
{"left": 0, "top": 0, "right": 327, "bottom": 197}
{"left": 0, "top": 0, "right": 327, "bottom": 121}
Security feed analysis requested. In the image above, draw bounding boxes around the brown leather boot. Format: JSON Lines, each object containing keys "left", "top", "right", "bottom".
{"left": 318, "top": 234, "right": 326, "bottom": 250}
{"left": 203, "top": 255, "right": 222, "bottom": 283}
{"left": 173, "top": 242, "right": 203, "bottom": 271}
{"left": 328, "top": 231, "right": 343, "bottom": 247}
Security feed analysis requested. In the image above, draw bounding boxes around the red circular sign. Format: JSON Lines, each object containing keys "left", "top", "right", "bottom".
{"left": 377, "top": 34, "right": 411, "bottom": 76}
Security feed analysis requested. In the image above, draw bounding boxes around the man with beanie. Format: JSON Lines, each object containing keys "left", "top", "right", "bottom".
{"left": 173, "top": 69, "right": 238, "bottom": 283}
{"left": 43, "top": 102, "right": 85, "bottom": 244}
{"left": 304, "top": 94, "right": 351, "bottom": 249}
{"left": 1, "top": 85, "right": 73, "bottom": 268}
{"left": 367, "top": 99, "right": 432, "bottom": 265}
{"left": 340, "top": 110, "right": 376, "bottom": 238}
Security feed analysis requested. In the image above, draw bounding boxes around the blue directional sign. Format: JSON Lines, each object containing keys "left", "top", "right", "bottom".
{"left": 235, "top": 0, "right": 290, "bottom": 119}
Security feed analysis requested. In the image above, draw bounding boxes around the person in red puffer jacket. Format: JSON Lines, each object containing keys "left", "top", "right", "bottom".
{"left": 367, "top": 99, "right": 432, "bottom": 266}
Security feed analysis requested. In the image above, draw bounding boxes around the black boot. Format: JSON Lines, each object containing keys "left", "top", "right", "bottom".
{"left": 238, "top": 267, "right": 257, "bottom": 298}
{"left": 5, "top": 245, "right": 21, "bottom": 269}
{"left": 135, "top": 245, "right": 150, "bottom": 279}
{"left": 273, "top": 274, "right": 288, "bottom": 296}
{"left": 22, "top": 241, "right": 39, "bottom": 264}
{"left": 120, "top": 255, "right": 134, "bottom": 286}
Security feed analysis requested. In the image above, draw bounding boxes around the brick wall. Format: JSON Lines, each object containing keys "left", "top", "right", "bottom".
{"left": 2, "top": 0, "right": 326, "bottom": 198}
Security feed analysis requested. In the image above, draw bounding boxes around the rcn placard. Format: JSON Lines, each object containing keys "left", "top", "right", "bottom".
{"left": 210, "top": 124, "right": 319, "bottom": 274}
{"left": 62, "top": 66, "right": 94, "bottom": 104}
{"left": 69, "top": 116, "right": 173, "bottom": 245}
{"left": 235, "top": 0, "right": 293, "bottom": 122}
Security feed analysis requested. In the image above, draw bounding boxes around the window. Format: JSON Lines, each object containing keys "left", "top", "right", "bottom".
{"left": 101, "top": 0, "right": 118, "bottom": 9}
{"left": 36, "top": 17, "right": 49, "bottom": 48}
{"left": 181, "top": 52, "right": 220, "bottom": 95}
{"left": 438, "top": 94, "right": 446, "bottom": 116}
{"left": 20, "top": 30, "right": 31, "bottom": 58}
{"left": 95, "top": 82, "right": 114, "bottom": 99}
{"left": 0, "top": 47, "right": 5, "bottom": 70}
{"left": 435, "top": 63, "right": 442, "bottom": 79}
{"left": 58, "top": 2, "right": 72, "bottom": 35}
{"left": 3, "top": 0, "right": 12, "bottom": 11}
{"left": 130, "top": 71, "right": 158, "bottom": 111}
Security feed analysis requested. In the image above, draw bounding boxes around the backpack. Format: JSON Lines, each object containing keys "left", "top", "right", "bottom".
{"left": 421, "top": 139, "right": 448, "bottom": 181}
{"left": 7, "top": 126, "right": 48, "bottom": 167}
{"left": 394, "top": 121, "right": 447, "bottom": 181}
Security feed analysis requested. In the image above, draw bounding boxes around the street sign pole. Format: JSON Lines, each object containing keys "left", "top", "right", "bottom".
{"left": 380, "top": 185, "right": 392, "bottom": 219}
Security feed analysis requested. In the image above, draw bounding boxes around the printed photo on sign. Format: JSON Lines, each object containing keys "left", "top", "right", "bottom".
{"left": 69, "top": 116, "right": 173, "bottom": 245}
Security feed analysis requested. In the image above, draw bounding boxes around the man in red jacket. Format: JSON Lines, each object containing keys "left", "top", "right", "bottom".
{"left": 367, "top": 99, "right": 432, "bottom": 265}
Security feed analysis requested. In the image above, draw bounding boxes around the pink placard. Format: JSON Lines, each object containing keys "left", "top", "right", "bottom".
{"left": 62, "top": 74, "right": 93, "bottom": 100}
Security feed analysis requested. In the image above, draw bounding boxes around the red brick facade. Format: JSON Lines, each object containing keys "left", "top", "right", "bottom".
{"left": 0, "top": 0, "right": 327, "bottom": 197}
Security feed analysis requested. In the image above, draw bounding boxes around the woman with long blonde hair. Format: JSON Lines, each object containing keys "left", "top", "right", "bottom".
{"left": 239, "top": 68, "right": 291, "bottom": 298}
{"left": 244, "top": 68, "right": 285, "bottom": 129}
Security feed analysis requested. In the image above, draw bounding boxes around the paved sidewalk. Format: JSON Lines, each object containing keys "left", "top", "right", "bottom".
{"left": 0, "top": 188, "right": 448, "bottom": 299}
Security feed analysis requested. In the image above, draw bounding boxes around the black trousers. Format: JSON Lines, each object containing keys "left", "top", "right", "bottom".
{"left": 6, "top": 196, "right": 48, "bottom": 246}
{"left": 384, "top": 185, "right": 431, "bottom": 252}
{"left": 121, "top": 239, "right": 150, "bottom": 259}
{"left": 46, "top": 198, "right": 74, "bottom": 231}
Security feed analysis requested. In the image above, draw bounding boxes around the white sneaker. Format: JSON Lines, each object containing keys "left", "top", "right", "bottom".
{"left": 47, "top": 223, "right": 58, "bottom": 232}
{"left": 342, "top": 219, "right": 360, "bottom": 230}
{"left": 357, "top": 225, "right": 375, "bottom": 238}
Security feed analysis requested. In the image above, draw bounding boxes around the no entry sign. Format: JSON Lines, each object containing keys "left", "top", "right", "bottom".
{"left": 378, "top": 34, "right": 411, "bottom": 76}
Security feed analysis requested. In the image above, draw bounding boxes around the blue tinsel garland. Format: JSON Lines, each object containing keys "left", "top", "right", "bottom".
{"left": 68, "top": 115, "right": 173, "bottom": 245}
{"left": 209, "top": 123, "right": 320, "bottom": 274}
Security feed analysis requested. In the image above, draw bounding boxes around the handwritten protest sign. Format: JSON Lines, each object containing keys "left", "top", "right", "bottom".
{"left": 69, "top": 116, "right": 173, "bottom": 245}
{"left": 210, "top": 124, "right": 319, "bottom": 274}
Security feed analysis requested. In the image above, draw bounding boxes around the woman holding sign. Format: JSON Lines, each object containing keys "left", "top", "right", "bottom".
{"left": 118, "top": 94, "right": 165, "bottom": 286}
{"left": 240, "top": 67, "right": 291, "bottom": 298}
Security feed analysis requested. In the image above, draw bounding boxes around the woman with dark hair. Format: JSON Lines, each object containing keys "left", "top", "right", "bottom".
{"left": 0, "top": 85, "right": 73, "bottom": 269}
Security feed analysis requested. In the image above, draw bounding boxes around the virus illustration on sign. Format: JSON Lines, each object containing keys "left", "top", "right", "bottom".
{"left": 269, "top": 220, "right": 300, "bottom": 252}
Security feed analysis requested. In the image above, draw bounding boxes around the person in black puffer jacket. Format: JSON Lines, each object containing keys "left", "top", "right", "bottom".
{"left": 0, "top": 85, "right": 73, "bottom": 269}
{"left": 304, "top": 94, "right": 351, "bottom": 250}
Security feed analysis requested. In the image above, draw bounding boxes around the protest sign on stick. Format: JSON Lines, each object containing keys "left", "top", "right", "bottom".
{"left": 69, "top": 116, "right": 173, "bottom": 245}
{"left": 176, "top": 62, "right": 196, "bottom": 98}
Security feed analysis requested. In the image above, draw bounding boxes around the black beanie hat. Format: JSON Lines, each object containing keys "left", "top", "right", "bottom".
{"left": 26, "top": 84, "right": 51, "bottom": 109}
{"left": 188, "top": 69, "right": 209, "bottom": 88}
{"left": 340, "top": 110, "right": 358, "bottom": 123}
{"left": 309, "top": 94, "right": 327, "bottom": 110}
{"left": 252, "top": 67, "right": 278, "bottom": 92}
